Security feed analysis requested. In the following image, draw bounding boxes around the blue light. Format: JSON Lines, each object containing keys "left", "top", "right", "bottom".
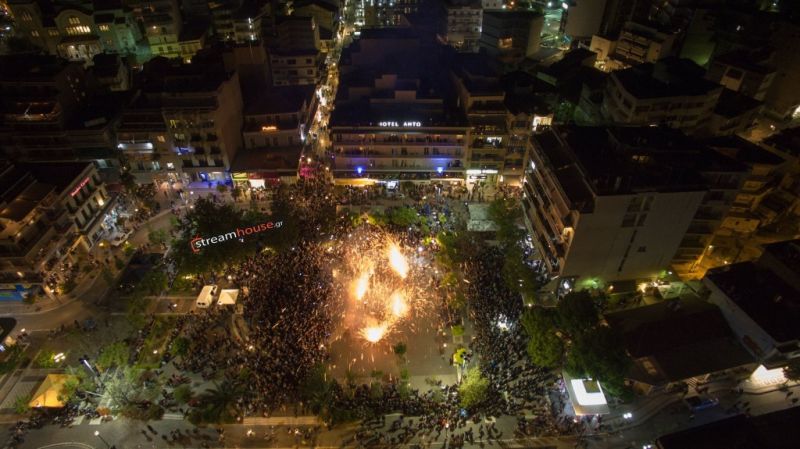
{"left": 356, "top": 166, "right": 363, "bottom": 175}
{"left": 437, "top": 167, "right": 444, "bottom": 174}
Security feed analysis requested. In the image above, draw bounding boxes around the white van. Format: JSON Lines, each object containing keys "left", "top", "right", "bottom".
{"left": 196, "top": 285, "right": 217, "bottom": 308}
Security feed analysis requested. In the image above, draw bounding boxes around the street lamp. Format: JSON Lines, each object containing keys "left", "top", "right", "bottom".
{"left": 94, "top": 430, "right": 111, "bottom": 449}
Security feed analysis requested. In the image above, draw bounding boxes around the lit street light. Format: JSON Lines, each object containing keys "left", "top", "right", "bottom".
{"left": 94, "top": 430, "right": 111, "bottom": 449}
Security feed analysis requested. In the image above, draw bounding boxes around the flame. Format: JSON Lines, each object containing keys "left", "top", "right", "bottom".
{"left": 387, "top": 244, "right": 409, "bottom": 278}
{"left": 353, "top": 272, "right": 370, "bottom": 301}
{"left": 389, "top": 291, "right": 408, "bottom": 318}
{"left": 361, "top": 324, "right": 387, "bottom": 343}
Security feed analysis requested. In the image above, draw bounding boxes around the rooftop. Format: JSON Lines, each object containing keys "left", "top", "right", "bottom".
{"left": 762, "top": 126, "right": 800, "bottom": 158}
{"left": 656, "top": 406, "right": 800, "bottom": 449}
{"left": 605, "top": 298, "right": 754, "bottom": 384}
{"left": 230, "top": 148, "right": 302, "bottom": 173}
{"left": 612, "top": 57, "right": 721, "bottom": 99}
{"left": 704, "top": 135, "right": 786, "bottom": 166}
{"left": 713, "top": 88, "right": 762, "bottom": 118}
{"left": 245, "top": 85, "right": 315, "bottom": 115}
{"left": 706, "top": 261, "right": 800, "bottom": 344}
{"left": 0, "top": 55, "right": 70, "bottom": 82}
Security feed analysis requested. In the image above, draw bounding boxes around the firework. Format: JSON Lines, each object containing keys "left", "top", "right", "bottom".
{"left": 388, "top": 243, "right": 409, "bottom": 278}
{"left": 389, "top": 291, "right": 408, "bottom": 318}
{"left": 361, "top": 323, "right": 388, "bottom": 343}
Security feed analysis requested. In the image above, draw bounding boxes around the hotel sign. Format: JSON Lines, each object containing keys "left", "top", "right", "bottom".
{"left": 379, "top": 121, "right": 422, "bottom": 127}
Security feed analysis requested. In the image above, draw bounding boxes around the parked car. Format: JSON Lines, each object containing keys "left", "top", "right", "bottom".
{"left": 110, "top": 230, "right": 133, "bottom": 247}
{"left": 685, "top": 396, "right": 719, "bottom": 412}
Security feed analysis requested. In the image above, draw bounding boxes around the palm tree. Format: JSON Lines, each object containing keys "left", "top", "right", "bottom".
{"left": 196, "top": 381, "right": 243, "bottom": 424}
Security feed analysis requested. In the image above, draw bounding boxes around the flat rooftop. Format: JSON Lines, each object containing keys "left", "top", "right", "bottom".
{"left": 656, "top": 406, "right": 800, "bottom": 449}
{"left": 705, "top": 261, "right": 800, "bottom": 343}
{"left": 612, "top": 57, "right": 721, "bottom": 99}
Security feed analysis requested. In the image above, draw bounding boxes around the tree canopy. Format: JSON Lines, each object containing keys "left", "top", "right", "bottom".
{"left": 459, "top": 366, "right": 490, "bottom": 409}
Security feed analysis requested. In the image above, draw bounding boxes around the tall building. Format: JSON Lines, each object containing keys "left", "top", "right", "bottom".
{"left": 521, "top": 126, "right": 743, "bottom": 282}
{"left": 329, "top": 29, "right": 468, "bottom": 184}
{"left": 479, "top": 10, "right": 543, "bottom": 70}
{"left": 601, "top": 57, "right": 722, "bottom": 135}
{"left": 7, "top": 0, "right": 143, "bottom": 63}
{"left": 0, "top": 162, "right": 118, "bottom": 284}
{"left": 590, "top": 20, "right": 678, "bottom": 71}
{"left": 0, "top": 55, "right": 120, "bottom": 170}
{"left": 451, "top": 55, "right": 510, "bottom": 186}
{"left": 128, "top": 59, "right": 244, "bottom": 183}
{"left": 562, "top": 0, "right": 640, "bottom": 41}
{"left": 140, "top": 0, "right": 183, "bottom": 59}
{"left": 439, "top": 0, "right": 482, "bottom": 53}
{"left": 362, "top": 0, "right": 420, "bottom": 27}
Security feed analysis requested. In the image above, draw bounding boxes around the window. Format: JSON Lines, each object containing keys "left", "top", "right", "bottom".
{"left": 621, "top": 213, "right": 636, "bottom": 227}
{"left": 66, "top": 25, "right": 91, "bottom": 35}
{"left": 99, "top": 24, "right": 110, "bottom": 31}
{"left": 166, "top": 162, "right": 174, "bottom": 169}
{"left": 20, "top": 11, "right": 33, "bottom": 22}
{"left": 287, "top": 58, "right": 296, "bottom": 65}
{"left": 31, "top": 30, "right": 39, "bottom": 37}
{"left": 48, "top": 29, "right": 59, "bottom": 37}
{"left": 637, "top": 246, "right": 646, "bottom": 253}
{"left": 498, "top": 37, "right": 513, "bottom": 49}
{"left": 68, "top": 16, "right": 81, "bottom": 25}
{"left": 157, "top": 135, "right": 166, "bottom": 143}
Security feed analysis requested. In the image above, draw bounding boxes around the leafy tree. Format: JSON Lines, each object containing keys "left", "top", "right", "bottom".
{"left": 13, "top": 394, "right": 31, "bottom": 415}
{"left": 387, "top": 206, "right": 419, "bottom": 227}
{"left": 451, "top": 324, "right": 465, "bottom": 337}
{"left": 557, "top": 291, "right": 599, "bottom": 337}
{"left": 459, "top": 366, "right": 489, "bottom": 409}
{"left": 171, "top": 198, "right": 280, "bottom": 274}
{"left": 501, "top": 244, "right": 540, "bottom": 301}
{"left": 173, "top": 384, "right": 193, "bottom": 404}
{"left": 137, "top": 271, "right": 168, "bottom": 296}
{"left": 565, "top": 326, "right": 631, "bottom": 397}
{"left": 488, "top": 198, "right": 524, "bottom": 244}
{"left": 783, "top": 358, "right": 800, "bottom": 382}
{"left": 300, "top": 364, "right": 333, "bottom": 415}
{"left": 190, "top": 381, "right": 244, "bottom": 424}
{"left": 147, "top": 228, "right": 168, "bottom": 246}
{"left": 216, "top": 184, "right": 228, "bottom": 194}
{"left": 97, "top": 342, "right": 129, "bottom": 371}
{"left": 392, "top": 342, "right": 407, "bottom": 358}
{"left": 521, "top": 308, "right": 564, "bottom": 368}
{"left": 34, "top": 350, "right": 58, "bottom": 368}
{"left": 170, "top": 337, "right": 190, "bottom": 357}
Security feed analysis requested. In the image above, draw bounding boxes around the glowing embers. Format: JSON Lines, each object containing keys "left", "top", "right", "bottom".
{"left": 388, "top": 243, "right": 409, "bottom": 279}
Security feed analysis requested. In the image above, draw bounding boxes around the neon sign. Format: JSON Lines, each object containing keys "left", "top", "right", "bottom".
{"left": 191, "top": 220, "right": 283, "bottom": 253}
{"left": 379, "top": 121, "right": 421, "bottom": 127}
{"left": 70, "top": 177, "right": 90, "bottom": 197}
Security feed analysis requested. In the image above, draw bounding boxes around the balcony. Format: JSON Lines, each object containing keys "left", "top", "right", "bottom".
{"left": 336, "top": 149, "right": 463, "bottom": 158}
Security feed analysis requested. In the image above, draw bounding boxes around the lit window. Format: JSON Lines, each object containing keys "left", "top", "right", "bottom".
{"left": 20, "top": 11, "right": 32, "bottom": 22}
{"left": 68, "top": 16, "right": 81, "bottom": 25}
{"left": 31, "top": 30, "right": 39, "bottom": 37}
{"left": 499, "top": 37, "right": 513, "bottom": 49}
{"left": 48, "top": 29, "right": 59, "bottom": 37}
{"left": 157, "top": 135, "right": 166, "bottom": 143}
{"left": 66, "top": 25, "right": 91, "bottom": 35}
{"left": 99, "top": 24, "right": 109, "bottom": 31}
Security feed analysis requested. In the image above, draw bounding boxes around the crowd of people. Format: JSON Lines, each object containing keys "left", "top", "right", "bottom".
{"left": 158, "top": 175, "right": 574, "bottom": 444}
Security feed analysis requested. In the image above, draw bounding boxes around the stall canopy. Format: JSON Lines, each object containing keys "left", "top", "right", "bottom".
{"left": 218, "top": 289, "right": 240, "bottom": 306}
{"left": 29, "top": 374, "right": 76, "bottom": 408}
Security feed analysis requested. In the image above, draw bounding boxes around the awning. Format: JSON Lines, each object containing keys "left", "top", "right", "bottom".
{"left": 217, "top": 289, "right": 239, "bottom": 305}
{"left": 29, "top": 374, "right": 76, "bottom": 408}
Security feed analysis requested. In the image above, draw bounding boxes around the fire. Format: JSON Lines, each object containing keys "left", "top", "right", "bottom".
{"left": 361, "top": 324, "right": 387, "bottom": 343}
{"left": 388, "top": 244, "right": 409, "bottom": 278}
{"left": 353, "top": 272, "right": 370, "bottom": 301}
{"left": 389, "top": 291, "right": 408, "bottom": 318}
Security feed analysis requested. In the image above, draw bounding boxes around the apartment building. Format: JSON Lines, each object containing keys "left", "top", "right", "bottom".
{"left": 439, "top": 0, "right": 482, "bottom": 53}
{"left": 479, "top": 10, "right": 543, "bottom": 71}
{"left": 135, "top": 60, "right": 243, "bottom": 183}
{"left": 7, "top": 0, "right": 143, "bottom": 63}
{"left": 706, "top": 49, "right": 776, "bottom": 102}
{"left": 0, "top": 162, "right": 117, "bottom": 283}
{"left": 590, "top": 21, "right": 677, "bottom": 71}
{"left": 236, "top": 85, "right": 317, "bottom": 185}
{"left": 362, "top": 0, "right": 419, "bottom": 27}
{"left": 0, "top": 55, "right": 120, "bottom": 170}
{"left": 522, "top": 126, "right": 743, "bottom": 283}
{"left": 451, "top": 55, "right": 510, "bottom": 186}
{"left": 141, "top": 0, "right": 183, "bottom": 59}
{"left": 602, "top": 58, "right": 722, "bottom": 135}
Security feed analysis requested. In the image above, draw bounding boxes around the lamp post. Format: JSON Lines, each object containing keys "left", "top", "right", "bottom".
{"left": 94, "top": 430, "right": 111, "bottom": 449}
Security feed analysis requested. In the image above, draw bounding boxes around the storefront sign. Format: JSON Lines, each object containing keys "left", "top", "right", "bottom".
{"left": 379, "top": 121, "right": 422, "bottom": 127}
{"left": 190, "top": 220, "right": 283, "bottom": 253}
{"left": 70, "top": 177, "right": 90, "bottom": 197}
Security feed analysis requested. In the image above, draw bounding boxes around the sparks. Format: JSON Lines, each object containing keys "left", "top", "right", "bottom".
{"left": 388, "top": 243, "right": 409, "bottom": 278}
{"left": 361, "top": 324, "right": 387, "bottom": 343}
{"left": 389, "top": 291, "right": 408, "bottom": 318}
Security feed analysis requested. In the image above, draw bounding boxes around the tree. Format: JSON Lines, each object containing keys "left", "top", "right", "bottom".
{"left": 137, "top": 271, "right": 168, "bottom": 296}
{"left": 392, "top": 342, "right": 407, "bottom": 358}
{"left": 34, "top": 350, "right": 58, "bottom": 368}
{"left": 170, "top": 337, "right": 190, "bottom": 357}
{"left": 97, "top": 342, "right": 129, "bottom": 371}
{"left": 784, "top": 358, "right": 800, "bottom": 382}
{"left": 147, "top": 228, "right": 168, "bottom": 246}
{"left": 231, "top": 186, "right": 243, "bottom": 201}
{"left": 501, "top": 244, "right": 540, "bottom": 301}
{"left": 459, "top": 366, "right": 489, "bottom": 409}
{"left": 488, "top": 198, "right": 524, "bottom": 244}
{"left": 521, "top": 308, "right": 564, "bottom": 368}
{"left": 191, "top": 381, "right": 244, "bottom": 424}
{"left": 387, "top": 206, "right": 419, "bottom": 227}
{"left": 13, "top": 394, "right": 31, "bottom": 415}
{"left": 173, "top": 384, "right": 193, "bottom": 404}
{"left": 565, "top": 326, "right": 631, "bottom": 397}
{"left": 300, "top": 364, "right": 333, "bottom": 415}
{"left": 216, "top": 184, "right": 228, "bottom": 194}
{"left": 557, "top": 291, "right": 599, "bottom": 337}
